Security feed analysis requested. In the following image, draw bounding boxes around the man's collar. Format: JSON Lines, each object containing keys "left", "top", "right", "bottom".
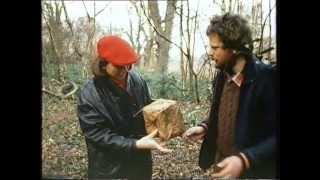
{"left": 225, "top": 55, "right": 259, "bottom": 86}
{"left": 224, "top": 57, "right": 246, "bottom": 87}
{"left": 225, "top": 72, "right": 244, "bottom": 87}
{"left": 242, "top": 55, "right": 259, "bottom": 84}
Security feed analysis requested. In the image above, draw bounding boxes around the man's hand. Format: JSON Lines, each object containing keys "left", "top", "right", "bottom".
{"left": 182, "top": 126, "right": 206, "bottom": 143}
{"left": 136, "top": 130, "right": 172, "bottom": 153}
{"left": 212, "top": 155, "right": 245, "bottom": 178}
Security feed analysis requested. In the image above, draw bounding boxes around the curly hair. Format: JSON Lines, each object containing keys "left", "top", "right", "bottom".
{"left": 206, "top": 13, "right": 253, "bottom": 54}
{"left": 91, "top": 57, "right": 108, "bottom": 77}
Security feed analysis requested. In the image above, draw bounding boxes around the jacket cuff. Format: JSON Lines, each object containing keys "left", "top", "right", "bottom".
{"left": 198, "top": 122, "right": 208, "bottom": 132}
{"left": 241, "top": 149, "right": 256, "bottom": 168}
{"left": 129, "top": 138, "right": 138, "bottom": 151}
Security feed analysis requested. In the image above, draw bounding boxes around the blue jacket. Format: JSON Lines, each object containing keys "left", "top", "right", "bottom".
{"left": 199, "top": 56, "right": 277, "bottom": 178}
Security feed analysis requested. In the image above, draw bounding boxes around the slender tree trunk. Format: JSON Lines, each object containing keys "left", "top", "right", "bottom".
{"left": 260, "top": 0, "right": 263, "bottom": 55}
{"left": 192, "top": 2, "right": 200, "bottom": 103}
{"left": 268, "top": 0, "right": 272, "bottom": 61}
{"left": 143, "top": 24, "right": 154, "bottom": 69}
{"left": 179, "top": 1, "right": 185, "bottom": 93}
{"left": 229, "top": 0, "right": 232, "bottom": 12}
{"left": 251, "top": 0, "right": 256, "bottom": 42}
{"left": 159, "top": 0, "right": 177, "bottom": 74}
{"left": 185, "top": 0, "right": 194, "bottom": 99}
{"left": 194, "top": 74, "right": 200, "bottom": 103}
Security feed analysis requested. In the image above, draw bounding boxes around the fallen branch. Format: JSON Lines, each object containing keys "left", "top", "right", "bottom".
{"left": 43, "top": 81, "right": 79, "bottom": 99}
{"left": 42, "top": 88, "right": 61, "bottom": 98}
{"left": 50, "top": 78, "right": 63, "bottom": 85}
{"left": 60, "top": 81, "right": 79, "bottom": 99}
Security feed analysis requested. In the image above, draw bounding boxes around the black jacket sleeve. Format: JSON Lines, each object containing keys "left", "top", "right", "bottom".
{"left": 77, "top": 91, "right": 138, "bottom": 156}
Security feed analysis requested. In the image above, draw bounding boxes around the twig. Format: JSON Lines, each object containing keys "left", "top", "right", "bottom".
{"left": 258, "top": 47, "right": 274, "bottom": 55}
{"left": 139, "top": 0, "right": 188, "bottom": 58}
{"left": 43, "top": 13, "right": 61, "bottom": 65}
{"left": 81, "top": 0, "right": 91, "bottom": 21}
{"left": 61, "top": 81, "right": 79, "bottom": 99}
{"left": 42, "top": 88, "right": 61, "bottom": 98}
{"left": 258, "top": 3, "right": 276, "bottom": 54}
{"left": 94, "top": 2, "right": 111, "bottom": 17}
{"left": 61, "top": 0, "right": 73, "bottom": 35}
{"left": 50, "top": 78, "right": 63, "bottom": 85}
{"left": 191, "top": 0, "right": 200, "bottom": 76}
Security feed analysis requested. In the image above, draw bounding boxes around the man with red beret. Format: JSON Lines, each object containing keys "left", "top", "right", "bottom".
{"left": 77, "top": 35, "right": 171, "bottom": 179}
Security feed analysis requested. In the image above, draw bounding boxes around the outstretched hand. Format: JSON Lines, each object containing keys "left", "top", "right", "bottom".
{"left": 182, "top": 126, "right": 206, "bottom": 143}
{"left": 136, "top": 130, "right": 172, "bottom": 153}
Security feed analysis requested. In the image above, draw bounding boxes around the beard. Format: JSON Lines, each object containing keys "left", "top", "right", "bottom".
{"left": 214, "top": 62, "right": 225, "bottom": 70}
{"left": 216, "top": 58, "right": 237, "bottom": 75}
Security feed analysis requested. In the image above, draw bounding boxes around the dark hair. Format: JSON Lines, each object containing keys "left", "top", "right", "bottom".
{"left": 206, "top": 13, "right": 253, "bottom": 55}
{"left": 91, "top": 57, "right": 108, "bottom": 77}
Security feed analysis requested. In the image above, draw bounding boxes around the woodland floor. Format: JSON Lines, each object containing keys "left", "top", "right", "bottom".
{"left": 42, "top": 81, "right": 217, "bottom": 179}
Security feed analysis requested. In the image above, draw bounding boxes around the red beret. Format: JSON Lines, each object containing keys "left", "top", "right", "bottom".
{"left": 97, "top": 36, "right": 139, "bottom": 66}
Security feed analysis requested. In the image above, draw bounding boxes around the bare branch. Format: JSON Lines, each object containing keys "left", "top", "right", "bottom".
{"left": 178, "top": 1, "right": 189, "bottom": 48}
{"left": 81, "top": 0, "right": 91, "bottom": 21}
{"left": 258, "top": 3, "right": 276, "bottom": 54}
{"left": 125, "top": 14, "right": 136, "bottom": 50}
{"left": 191, "top": 0, "right": 200, "bottom": 76}
{"left": 61, "top": 0, "right": 82, "bottom": 60}
{"left": 139, "top": 0, "right": 188, "bottom": 57}
{"left": 60, "top": 81, "right": 79, "bottom": 99}
{"left": 42, "top": 88, "right": 61, "bottom": 98}
{"left": 259, "top": 47, "right": 274, "bottom": 55}
{"left": 43, "top": 13, "right": 60, "bottom": 63}
{"left": 94, "top": 2, "right": 111, "bottom": 17}
{"left": 61, "top": 1, "right": 73, "bottom": 35}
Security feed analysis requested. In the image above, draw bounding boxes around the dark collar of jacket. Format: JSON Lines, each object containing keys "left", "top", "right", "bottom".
{"left": 214, "top": 55, "right": 259, "bottom": 91}
{"left": 93, "top": 71, "right": 138, "bottom": 105}
{"left": 241, "top": 55, "right": 259, "bottom": 85}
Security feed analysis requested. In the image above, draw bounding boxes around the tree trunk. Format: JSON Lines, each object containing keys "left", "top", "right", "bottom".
{"left": 179, "top": 1, "right": 186, "bottom": 93}
{"left": 194, "top": 74, "right": 200, "bottom": 104}
{"left": 44, "top": 2, "right": 64, "bottom": 81}
{"left": 268, "top": 0, "right": 272, "bottom": 61}
{"left": 188, "top": 53, "right": 194, "bottom": 99}
{"left": 143, "top": 24, "right": 154, "bottom": 69}
{"left": 251, "top": 0, "right": 256, "bottom": 41}
{"left": 148, "top": 0, "right": 177, "bottom": 74}
{"left": 229, "top": 0, "right": 232, "bottom": 12}
{"left": 259, "top": 0, "right": 263, "bottom": 55}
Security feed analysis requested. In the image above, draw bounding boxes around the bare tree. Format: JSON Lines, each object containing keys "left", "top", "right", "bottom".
{"left": 42, "top": 1, "right": 65, "bottom": 81}
{"left": 258, "top": 1, "right": 276, "bottom": 56}
{"left": 139, "top": 0, "right": 178, "bottom": 74}
{"left": 179, "top": 0, "right": 202, "bottom": 103}
{"left": 259, "top": 0, "right": 263, "bottom": 53}
{"left": 125, "top": 1, "right": 148, "bottom": 68}
{"left": 127, "top": 1, "right": 155, "bottom": 69}
{"left": 179, "top": 1, "right": 186, "bottom": 93}
{"left": 268, "top": 0, "right": 272, "bottom": 60}
{"left": 228, "top": 0, "right": 232, "bottom": 12}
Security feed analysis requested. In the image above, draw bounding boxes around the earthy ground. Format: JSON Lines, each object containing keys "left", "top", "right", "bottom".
{"left": 42, "top": 81, "right": 216, "bottom": 179}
